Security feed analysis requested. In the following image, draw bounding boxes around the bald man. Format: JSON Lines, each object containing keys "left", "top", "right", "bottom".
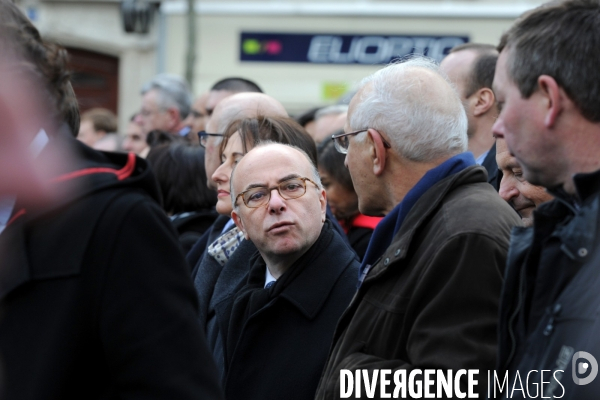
{"left": 223, "top": 143, "right": 358, "bottom": 400}
{"left": 202, "top": 92, "right": 288, "bottom": 191}
{"left": 496, "top": 138, "right": 553, "bottom": 227}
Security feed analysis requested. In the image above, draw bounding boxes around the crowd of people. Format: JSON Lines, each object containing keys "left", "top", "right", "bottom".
{"left": 0, "top": 0, "right": 599, "bottom": 399}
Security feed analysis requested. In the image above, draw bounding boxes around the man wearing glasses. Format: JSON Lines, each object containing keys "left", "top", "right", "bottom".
{"left": 219, "top": 142, "right": 359, "bottom": 400}
{"left": 315, "top": 56, "right": 521, "bottom": 399}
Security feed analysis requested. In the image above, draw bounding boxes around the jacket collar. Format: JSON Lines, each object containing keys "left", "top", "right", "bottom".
{"left": 366, "top": 165, "right": 488, "bottom": 281}
{"left": 251, "top": 221, "right": 357, "bottom": 320}
{"left": 529, "top": 172, "right": 600, "bottom": 264}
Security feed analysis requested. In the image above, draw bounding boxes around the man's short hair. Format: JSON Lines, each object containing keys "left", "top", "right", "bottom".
{"left": 449, "top": 43, "right": 498, "bottom": 97}
{"left": 81, "top": 108, "right": 117, "bottom": 134}
{"left": 210, "top": 77, "right": 262, "bottom": 94}
{"left": 141, "top": 74, "right": 192, "bottom": 119}
{"left": 0, "top": 0, "right": 80, "bottom": 136}
{"left": 498, "top": 0, "right": 600, "bottom": 122}
{"left": 350, "top": 56, "right": 468, "bottom": 163}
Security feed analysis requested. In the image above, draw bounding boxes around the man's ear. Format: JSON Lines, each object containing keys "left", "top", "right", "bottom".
{"left": 231, "top": 209, "right": 249, "bottom": 239}
{"left": 472, "top": 88, "right": 496, "bottom": 116}
{"left": 166, "top": 107, "right": 180, "bottom": 129}
{"left": 537, "top": 75, "right": 562, "bottom": 128}
{"left": 367, "top": 128, "right": 387, "bottom": 176}
{"left": 319, "top": 188, "right": 327, "bottom": 223}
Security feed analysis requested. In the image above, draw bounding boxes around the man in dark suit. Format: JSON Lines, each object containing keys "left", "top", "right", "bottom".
{"left": 440, "top": 43, "right": 500, "bottom": 188}
{"left": 0, "top": 2, "right": 223, "bottom": 399}
{"left": 219, "top": 142, "right": 359, "bottom": 400}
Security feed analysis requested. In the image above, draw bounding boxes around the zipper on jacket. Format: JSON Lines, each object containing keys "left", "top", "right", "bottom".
{"left": 543, "top": 304, "right": 562, "bottom": 336}
{"left": 505, "top": 260, "right": 528, "bottom": 369}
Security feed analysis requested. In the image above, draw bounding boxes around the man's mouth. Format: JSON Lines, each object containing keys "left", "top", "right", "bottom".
{"left": 267, "top": 221, "right": 294, "bottom": 233}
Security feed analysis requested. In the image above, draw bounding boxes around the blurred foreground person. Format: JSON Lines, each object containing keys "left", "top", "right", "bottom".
{"left": 0, "top": 53, "right": 67, "bottom": 207}
{"left": 223, "top": 142, "right": 359, "bottom": 400}
{"left": 318, "top": 138, "right": 381, "bottom": 260}
{"left": 492, "top": 1, "right": 600, "bottom": 398}
{"left": 147, "top": 143, "right": 218, "bottom": 254}
{"left": 0, "top": 2, "right": 223, "bottom": 399}
{"left": 495, "top": 138, "right": 553, "bottom": 227}
{"left": 316, "top": 56, "right": 520, "bottom": 399}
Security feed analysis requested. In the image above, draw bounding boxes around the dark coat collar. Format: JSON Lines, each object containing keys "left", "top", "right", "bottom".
{"left": 0, "top": 135, "right": 156, "bottom": 299}
{"left": 367, "top": 165, "right": 488, "bottom": 280}
{"left": 247, "top": 220, "right": 357, "bottom": 320}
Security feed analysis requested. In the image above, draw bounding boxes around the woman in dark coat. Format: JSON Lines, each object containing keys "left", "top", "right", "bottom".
{"left": 147, "top": 142, "right": 218, "bottom": 254}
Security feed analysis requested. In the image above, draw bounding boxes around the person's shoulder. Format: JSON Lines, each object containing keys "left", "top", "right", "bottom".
{"left": 436, "top": 179, "right": 522, "bottom": 239}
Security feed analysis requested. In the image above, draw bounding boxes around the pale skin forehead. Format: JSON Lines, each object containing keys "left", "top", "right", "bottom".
{"left": 207, "top": 93, "right": 287, "bottom": 132}
{"left": 232, "top": 144, "right": 313, "bottom": 195}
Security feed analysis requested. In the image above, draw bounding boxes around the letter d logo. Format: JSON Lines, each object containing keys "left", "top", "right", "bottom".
{"left": 572, "top": 351, "right": 598, "bottom": 385}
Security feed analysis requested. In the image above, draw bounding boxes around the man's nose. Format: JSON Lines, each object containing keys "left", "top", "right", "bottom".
{"left": 268, "top": 188, "right": 287, "bottom": 214}
{"left": 491, "top": 117, "right": 504, "bottom": 139}
{"left": 499, "top": 176, "right": 519, "bottom": 203}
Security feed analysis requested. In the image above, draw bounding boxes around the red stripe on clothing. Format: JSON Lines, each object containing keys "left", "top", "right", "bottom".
{"left": 53, "top": 152, "right": 137, "bottom": 183}
{"left": 352, "top": 214, "right": 383, "bottom": 230}
{"left": 6, "top": 208, "right": 26, "bottom": 227}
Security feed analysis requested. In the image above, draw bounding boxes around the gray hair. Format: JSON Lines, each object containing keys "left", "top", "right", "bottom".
{"left": 350, "top": 56, "right": 468, "bottom": 162}
{"left": 314, "top": 104, "right": 348, "bottom": 120}
{"left": 230, "top": 141, "right": 322, "bottom": 210}
{"left": 141, "top": 74, "right": 192, "bottom": 119}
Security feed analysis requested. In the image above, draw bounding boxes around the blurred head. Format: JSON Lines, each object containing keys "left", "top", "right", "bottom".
{"left": 311, "top": 105, "right": 348, "bottom": 144}
{"left": 186, "top": 92, "right": 209, "bottom": 134}
{"left": 212, "top": 116, "right": 316, "bottom": 217}
{"left": 295, "top": 107, "right": 321, "bottom": 138}
{"left": 205, "top": 77, "right": 263, "bottom": 119}
{"left": 345, "top": 56, "right": 467, "bottom": 215}
{"left": 492, "top": 0, "right": 600, "bottom": 190}
{"left": 203, "top": 92, "right": 287, "bottom": 190}
{"left": 122, "top": 114, "right": 149, "bottom": 157}
{"left": 231, "top": 143, "right": 326, "bottom": 268}
{"left": 0, "top": 0, "right": 79, "bottom": 136}
{"left": 317, "top": 136, "right": 358, "bottom": 221}
{"left": 440, "top": 43, "right": 498, "bottom": 140}
{"left": 77, "top": 108, "right": 117, "bottom": 147}
{"left": 496, "top": 138, "right": 553, "bottom": 227}
{"left": 146, "top": 143, "right": 217, "bottom": 215}
{"left": 136, "top": 74, "right": 192, "bottom": 135}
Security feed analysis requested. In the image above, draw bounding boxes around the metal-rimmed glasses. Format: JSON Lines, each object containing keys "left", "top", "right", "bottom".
{"left": 235, "top": 177, "right": 319, "bottom": 208}
{"left": 331, "top": 128, "right": 392, "bottom": 154}
{"left": 198, "top": 131, "right": 224, "bottom": 148}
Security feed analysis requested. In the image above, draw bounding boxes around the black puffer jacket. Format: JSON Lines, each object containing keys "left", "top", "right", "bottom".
{"left": 496, "top": 170, "right": 600, "bottom": 399}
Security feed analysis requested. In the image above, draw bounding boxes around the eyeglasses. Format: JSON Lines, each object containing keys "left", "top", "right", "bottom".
{"left": 331, "top": 128, "right": 392, "bottom": 154}
{"left": 198, "top": 131, "right": 224, "bottom": 148}
{"left": 235, "top": 177, "right": 319, "bottom": 209}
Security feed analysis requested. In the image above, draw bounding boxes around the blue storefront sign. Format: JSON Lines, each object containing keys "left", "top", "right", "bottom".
{"left": 240, "top": 32, "right": 468, "bottom": 64}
